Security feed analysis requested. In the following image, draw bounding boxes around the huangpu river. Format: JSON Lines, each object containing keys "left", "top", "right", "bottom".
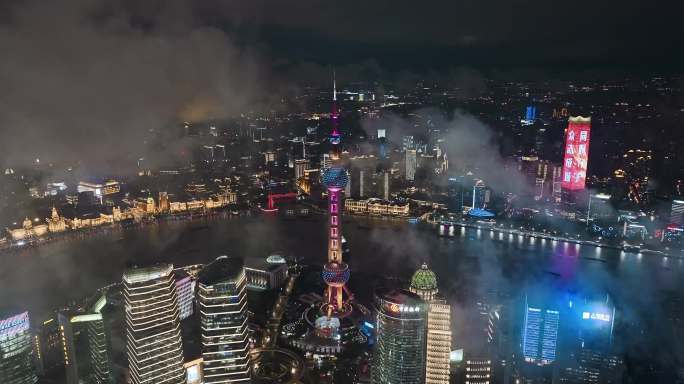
{"left": 1, "top": 213, "right": 683, "bottom": 372}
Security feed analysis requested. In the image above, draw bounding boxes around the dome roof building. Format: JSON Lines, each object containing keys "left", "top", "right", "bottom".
{"left": 410, "top": 263, "right": 438, "bottom": 301}
{"left": 408, "top": 263, "right": 452, "bottom": 384}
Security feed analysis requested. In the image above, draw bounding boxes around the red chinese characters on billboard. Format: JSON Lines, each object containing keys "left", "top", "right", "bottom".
{"left": 561, "top": 116, "right": 591, "bottom": 190}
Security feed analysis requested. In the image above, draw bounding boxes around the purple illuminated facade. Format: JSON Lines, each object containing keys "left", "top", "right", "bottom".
{"left": 320, "top": 75, "right": 353, "bottom": 317}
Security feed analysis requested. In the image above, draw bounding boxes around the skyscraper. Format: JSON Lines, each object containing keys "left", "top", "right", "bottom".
{"left": 0, "top": 311, "right": 38, "bottom": 384}
{"left": 405, "top": 150, "right": 417, "bottom": 181}
{"left": 123, "top": 264, "right": 185, "bottom": 384}
{"left": 175, "top": 270, "right": 195, "bottom": 321}
{"left": 294, "top": 159, "right": 309, "bottom": 181}
{"left": 372, "top": 288, "right": 427, "bottom": 384}
{"left": 562, "top": 294, "right": 620, "bottom": 383}
{"left": 561, "top": 116, "right": 591, "bottom": 191}
{"left": 86, "top": 297, "right": 111, "bottom": 384}
{"left": 410, "top": 264, "right": 451, "bottom": 384}
{"left": 383, "top": 171, "right": 390, "bottom": 201}
{"left": 447, "top": 177, "right": 465, "bottom": 213}
{"left": 522, "top": 294, "right": 560, "bottom": 366}
{"left": 60, "top": 293, "right": 111, "bottom": 384}
{"left": 472, "top": 180, "right": 488, "bottom": 209}
{"left": 197, "top": 256, "right": 251, "bottom": 383}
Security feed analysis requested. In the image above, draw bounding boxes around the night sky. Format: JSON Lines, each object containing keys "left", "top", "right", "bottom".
{"left": 197, "top": 0, "right": 682, "bottom": 69}
{"left": 0, "top": 0, "right": 681, "bottom": 169}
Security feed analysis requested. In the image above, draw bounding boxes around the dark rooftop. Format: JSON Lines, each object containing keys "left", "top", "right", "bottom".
{"left": 197, "top": 256, "right": 244, "bottom": 286}
{"left": 375, "top": 288, "right": 423, "bottom": 306}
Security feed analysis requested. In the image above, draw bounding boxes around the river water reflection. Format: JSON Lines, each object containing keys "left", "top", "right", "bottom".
{"left": 1, "top": 214, "right": 682, "bottom": 368}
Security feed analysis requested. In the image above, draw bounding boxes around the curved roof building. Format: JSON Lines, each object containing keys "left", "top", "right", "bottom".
{"left": 410, "top": 263, "right": 439, "bottom": 301}
{"left": 123, "top": 264, "right": 185, "bottom": 384}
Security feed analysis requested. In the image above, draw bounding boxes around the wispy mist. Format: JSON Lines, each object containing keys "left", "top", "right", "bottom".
{"left": 0, "top": 0, "right": 270, "bottom": 172}
{"left": 363, "top": 108, "right": 531, "bottom": 195}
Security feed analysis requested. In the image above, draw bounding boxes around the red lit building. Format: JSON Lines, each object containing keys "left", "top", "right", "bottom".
{"left": 561, "top": 116, "right": 591, "bottom": 191}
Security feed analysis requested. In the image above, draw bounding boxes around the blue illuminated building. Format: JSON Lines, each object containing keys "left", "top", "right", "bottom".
{"left": 576, "top": 296, "right": 615, "bottom": 352}
{"left": 523, "top": 294, "right": 560, "bottom": 366}
{"left": 561, "top": 293, "right": 622, "bottom": 383}
{"left": 378, "top": 141, "right": 387, "bottom": 159}
{"left": 468, "top": 208, "right": 495, "bottom": 218}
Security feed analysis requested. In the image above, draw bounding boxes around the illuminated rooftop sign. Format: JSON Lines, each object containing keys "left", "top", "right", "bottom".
{"left": 582, "top": 311, "right": 610, "bottom": 322}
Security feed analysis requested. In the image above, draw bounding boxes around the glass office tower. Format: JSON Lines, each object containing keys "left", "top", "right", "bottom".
{"left": 123, "top": 264, "right": 185, "bottom": 384}
{"left": 372, "top": 288, "right": 427, "bottom": 384}
{"left": 197, "top": 256, "right": 251, "bottom": 383}
{"left": 0, "top": 311, "right": 38, "bottom": 384}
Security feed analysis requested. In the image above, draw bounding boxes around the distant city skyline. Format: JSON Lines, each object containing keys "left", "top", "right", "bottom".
{"left": 1, "top": 1, "right": 683, "bottom": 383}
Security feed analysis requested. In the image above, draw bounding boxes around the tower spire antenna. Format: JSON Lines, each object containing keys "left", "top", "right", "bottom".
{"left": 333, "top": 69, "right": 337, "bottom": 102}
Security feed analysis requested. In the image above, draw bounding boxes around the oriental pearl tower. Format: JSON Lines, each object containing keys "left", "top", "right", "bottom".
{"left": 320, "top": 74, "right": 353, "bottom": 318}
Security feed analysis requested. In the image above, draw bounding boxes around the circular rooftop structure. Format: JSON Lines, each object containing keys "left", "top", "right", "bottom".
{"left": 267, "top": 255, "right": 287, "bottom": 264}
{"left": 468, "top": 208, "right": 495, "bottom": 218}
{"left": 410, "top": 263, "right": 438, "bottom": 292}
{"left": 322, "top": 167, "right": 348, "bottom": 189}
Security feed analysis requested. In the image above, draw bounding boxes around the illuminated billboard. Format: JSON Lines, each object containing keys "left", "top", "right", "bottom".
{"left": 0, "top": 311, "right": 29, "bottom": 339}
{"left": 561, "top": 116, "right": 591, "bottom": 190}
{"left": 582, "top": 311, "right": 610, "bottom": 322}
